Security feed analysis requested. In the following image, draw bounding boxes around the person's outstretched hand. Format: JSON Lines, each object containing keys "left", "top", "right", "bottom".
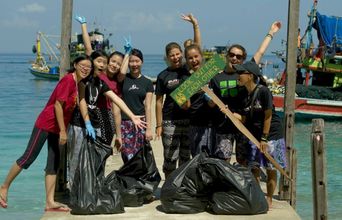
{"left": 270, "top": 21, "right": 281, "bottom": 34}
{"left": 75, "top": 15, "right": 86, "bottom": 24}
{"left": 181, "top": 13, "right": 198, "bottom": 26}
{"left": 131, "top": 115, "right": 147, "bottom": 130}
{"left": 85, "top": 120, "right": 96, "bottom": 140}
{"left": 124, "top": 35, "right": 132, "bottom": 54}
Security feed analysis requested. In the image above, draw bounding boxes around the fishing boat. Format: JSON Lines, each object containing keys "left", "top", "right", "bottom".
{"left": 270, "top": 0, "right": 342, "bottom": 119}
{"left": 29, "top": 32, "right": 60, "bottom": 80}
{"left": 30, "top": 28, "right": 113, "bottom": 80}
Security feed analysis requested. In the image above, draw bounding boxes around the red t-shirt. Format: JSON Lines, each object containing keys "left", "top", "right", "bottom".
{"left": 98, "top": 72, "right": 122, "bottom": 109}
{"left": 35, "top": 73, "right": 77, "bottom": 133}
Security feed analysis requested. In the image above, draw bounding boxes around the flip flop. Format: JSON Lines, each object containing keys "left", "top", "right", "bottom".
{"left": 0, "top": 194, "right": 8, "bottom": 208}
{"left": 44, "top": 206, "right": 70, "bottom": 212}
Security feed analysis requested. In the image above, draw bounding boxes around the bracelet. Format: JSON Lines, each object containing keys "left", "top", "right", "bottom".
{"left": 260, "top": 137, "right": 268, "bottom": 142}
{"left": 156, "top": 125, "right": 162, "bottom": 129}
{"left": 266, "top": 33, "right": 273, "bottom": 40}
{"left": 261, "top": 133, "right": 269, "bottom": 142}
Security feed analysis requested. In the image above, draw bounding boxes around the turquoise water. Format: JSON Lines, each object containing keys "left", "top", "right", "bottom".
{"left": 0, "top": 53, "right": 341, "bottom": 219}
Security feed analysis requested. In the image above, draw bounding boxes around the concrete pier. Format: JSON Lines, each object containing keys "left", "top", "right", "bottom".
{"left": 41, "top": 96, "right": 301, "bottom": 220}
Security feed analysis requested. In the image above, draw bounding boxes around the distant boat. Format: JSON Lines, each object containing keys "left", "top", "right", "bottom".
{"left": 29, "top": 32, "right": 60, "bottom": 80}
{"left": 271, "top": 1, "right": 342, "bottom": 119}
{"left": 30, "top": 28, "right": 114, "bottom": 80}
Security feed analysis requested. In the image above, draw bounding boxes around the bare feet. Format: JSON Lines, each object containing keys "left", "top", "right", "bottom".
{"left": 0, "top": 186, "right": 8, "bottom": 208}
{"left": 45, "top": 201, "right": 70, "bottom": 212}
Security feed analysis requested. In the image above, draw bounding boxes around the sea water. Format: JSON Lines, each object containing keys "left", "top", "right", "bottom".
{"left": 0, "top": 53, "right": 341, "bottom": 220}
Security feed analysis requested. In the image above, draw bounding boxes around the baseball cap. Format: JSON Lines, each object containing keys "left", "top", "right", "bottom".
{"left": 233, "top": 61, "right": 262, "bottom": 77}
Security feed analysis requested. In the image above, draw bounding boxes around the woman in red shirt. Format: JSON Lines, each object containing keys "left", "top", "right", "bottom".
{"left": 0, "top": 56, "right": 92, "bottom": 212}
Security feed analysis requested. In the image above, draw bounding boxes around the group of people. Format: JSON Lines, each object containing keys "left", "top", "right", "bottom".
{"left": 0, "top": 13, "right": 286, "bottom": 212}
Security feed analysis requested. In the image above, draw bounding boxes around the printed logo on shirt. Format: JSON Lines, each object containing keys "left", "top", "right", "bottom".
{"left": 253, "top": 99, "right": 262, "bottom": 110}
{"left": 219, "top": 80, "right": 238, "bottom": 97}
{"left": 128, "top": 84, "right": 139, "bottom": 91}
{"left": 167, "top": 79, "right": 179, "bottom": 88}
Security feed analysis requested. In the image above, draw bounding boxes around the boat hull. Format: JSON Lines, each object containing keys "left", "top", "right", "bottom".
{"left": 273, "top": 94, "right": 342, "bottom": 119}
{"left": 29, "top": 67, "right": 59, "bottom": 80}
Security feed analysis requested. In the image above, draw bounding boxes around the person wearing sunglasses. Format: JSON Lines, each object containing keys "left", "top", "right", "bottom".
{"left": 208, "top": 21, "right": 281, "bottom": 164}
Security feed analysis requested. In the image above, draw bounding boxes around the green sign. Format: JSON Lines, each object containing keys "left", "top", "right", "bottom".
{"left": 170, "top": 54, "right": 226, "bottom": 106}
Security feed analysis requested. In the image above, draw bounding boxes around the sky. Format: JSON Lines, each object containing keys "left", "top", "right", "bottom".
{"left": 0, "top": 0, "right": 341, "bottom": 55}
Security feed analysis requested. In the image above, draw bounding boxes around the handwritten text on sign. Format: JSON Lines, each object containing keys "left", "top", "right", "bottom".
{"left": 170, "top": 54, "right": 225, "bottom": 106}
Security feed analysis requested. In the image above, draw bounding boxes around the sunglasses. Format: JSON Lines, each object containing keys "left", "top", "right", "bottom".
{"left": 228, "top": 52, "right": 244, "bottom": 60}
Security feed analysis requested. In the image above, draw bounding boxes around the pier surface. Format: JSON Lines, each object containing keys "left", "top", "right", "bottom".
{"left": 41, "top": 96, "right": 301, "bottom": 220}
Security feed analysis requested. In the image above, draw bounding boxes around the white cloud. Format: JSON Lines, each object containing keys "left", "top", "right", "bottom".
{"left": 0, "top": 16, "right": 39, "bottom": 29}
{"left": 18, "top": 3, "right": 46, "bottom": 13}
{"left": 108, "top": 11, "right": 176, "bottom": 32}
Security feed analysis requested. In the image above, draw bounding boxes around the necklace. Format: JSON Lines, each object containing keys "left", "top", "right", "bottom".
{"left": 87, "top": 81, "right": 99, "bottom": 109}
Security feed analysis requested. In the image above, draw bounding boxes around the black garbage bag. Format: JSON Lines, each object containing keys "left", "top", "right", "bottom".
{"left": 105, "top": 141, "right": 161, "bottom": 207}
{"left": 70, "top": 137, "right": 124, "bottom": 215}
{"left": 160, "top": 153, "right": 268, "bottom": 215}
{"left": 201, "top": 159, "right": 268, "bottom": 215}
{"left": 160, "top": 153, "right": 210, "bottom": 214}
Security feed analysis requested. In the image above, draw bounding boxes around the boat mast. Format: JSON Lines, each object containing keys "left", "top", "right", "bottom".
{"left": 35, "top": 32, "right": 46, "bottom": 67}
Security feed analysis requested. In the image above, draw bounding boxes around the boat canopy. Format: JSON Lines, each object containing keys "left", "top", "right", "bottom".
{"left": 315, "top": 12, "right": 342, "bottom": 52}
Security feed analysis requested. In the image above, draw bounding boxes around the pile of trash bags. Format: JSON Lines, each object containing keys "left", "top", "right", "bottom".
{"left": 69, "top": 137, "right": 267, "bottom": 215}
{"left": 161, "top": 153, "right": 268, "bottom": 215}
{"left": 70, "top": 137, "right": 161, "bottom": 215}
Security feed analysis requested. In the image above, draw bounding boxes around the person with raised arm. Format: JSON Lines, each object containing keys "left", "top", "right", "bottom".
{"left": 120, "top": 48, "right": 154, "bottom": 163}
{"left": 67, "top": 15, "right": 145, "bottom": 188}
{"left": 155, "top": 13, "right": 202, "bottom": 179}
{"left": 181, "top": 13, "right": 201, "bottom": 48}
{"left": 208, "top": 21, "right": 281, "bottom": 164}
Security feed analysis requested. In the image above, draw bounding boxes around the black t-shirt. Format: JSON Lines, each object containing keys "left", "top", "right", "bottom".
{"left": 209, "top": 71, "right": 247, "bottom": 133}
{"left": 242, "top": 85, "right": 283, "bottom": 140}
{"left": 189, "top": 90, "right": 214, "bottom": 126}
{"left": 70, "top": 76, "right": 110, "bottom": 128}
{"left": 155, "top": 66, "right": 190, "bottom": 120}
{"left": 121, "top": 74, "right": 154, "bottom": 120}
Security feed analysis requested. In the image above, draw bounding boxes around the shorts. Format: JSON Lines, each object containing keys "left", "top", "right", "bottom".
{"left": 247, "top": 138, "right": 287, "bottom": 170}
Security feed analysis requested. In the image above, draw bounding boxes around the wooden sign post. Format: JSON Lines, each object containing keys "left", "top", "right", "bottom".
{"left": 171, "top": 55, "right": 290, "bottom": 180}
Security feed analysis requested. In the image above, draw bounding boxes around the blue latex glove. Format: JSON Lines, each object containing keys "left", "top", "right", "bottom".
{"left": 85, "top": 120, "right": 96, "bottom": 140}
{"left": 123, "top": 35, "right": 132, "bottom": 54}
{"left": 75, "top": 15, "right": 86, "bottom": 24}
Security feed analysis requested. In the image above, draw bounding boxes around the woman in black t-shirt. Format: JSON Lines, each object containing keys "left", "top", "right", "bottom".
{"left": 155, "top": 42, "right": 191, "bottom": 179}
{"left": 120, "top": 49, "right": 154, "bottom": 163}
{"left": 184, "top": 44, "right": 215, "bottom": 157}
{"left": 234, "top": 61, "right": 286, "bottom": 209}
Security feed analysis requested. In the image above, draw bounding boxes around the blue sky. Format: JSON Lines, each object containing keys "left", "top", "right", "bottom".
{"left": 0, "top": 0, "right": 341, "bottom": 55}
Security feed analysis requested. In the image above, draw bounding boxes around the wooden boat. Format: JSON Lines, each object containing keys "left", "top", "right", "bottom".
{"left": 271, "top": 1, "right": 342, "bottom": 119}
{"left": 273, "top": 94, "right": 342, "bottom": 119}
{"left": 30, "top": 32, "right": 60, "bottom": 80}
{"left": 29, "top": 66, "right": 59, "bottom": 80}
